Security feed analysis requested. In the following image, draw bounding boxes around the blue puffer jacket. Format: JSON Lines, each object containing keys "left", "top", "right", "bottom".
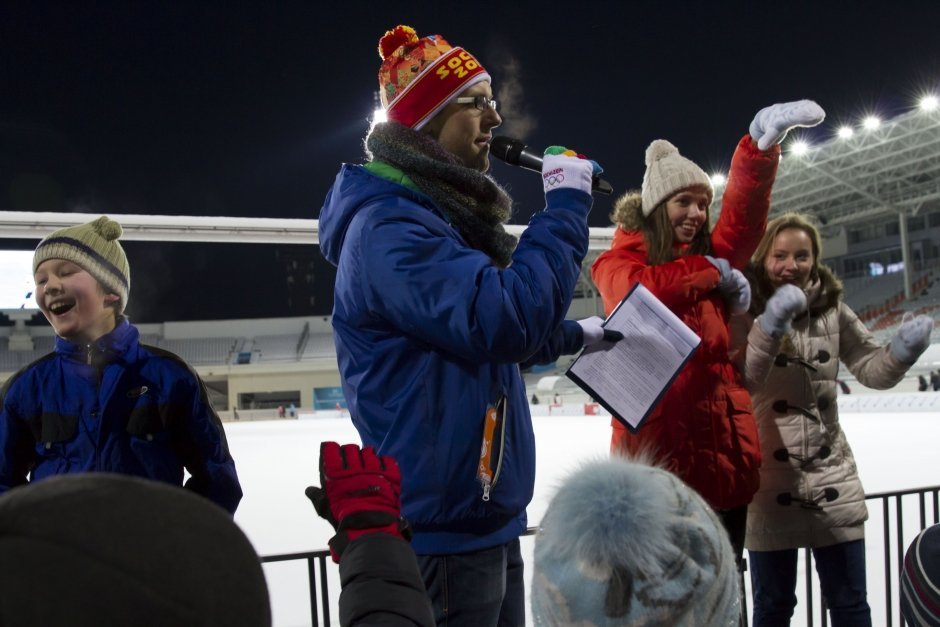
{"left": 0, "top": 319, "right": 242, "bottom": 514}
{"left": 319, "top": 163, "right": 591, "bottom": 554}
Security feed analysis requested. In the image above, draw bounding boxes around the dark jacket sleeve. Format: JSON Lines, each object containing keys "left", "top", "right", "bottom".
{"left": 520, "top": 319, "right": 584, "bottom": 369}
{"left": 358, "top": 187, "right": 592, "bottom": 365}
{"left": 0, "top": 374, "right": 37, "bottom": 494}
{"left": 175, "top": 366, "right": 243, "bottom": 514}
{"left": 338, "top": 534, "right": 435, "bottom": 627}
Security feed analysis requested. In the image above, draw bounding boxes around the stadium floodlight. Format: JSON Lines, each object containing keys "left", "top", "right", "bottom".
{"left": 837, "top": 126, "right": 854, "bottom": 139}
{"left": 790, "top": 140, "right": 809, "bottom": 156}
{"left": 919, "top": 95, "right": 939, "bottom": 112}
{"left": 710, "top": 173, "right": 726, "bottom": 188}
{"left": 862, "top": 115, "right": 881, "bottom": 130}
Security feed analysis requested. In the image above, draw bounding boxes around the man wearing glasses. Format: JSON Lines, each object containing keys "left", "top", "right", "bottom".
{"left": 318, "top": 25, "right": 597, "bottom": 626}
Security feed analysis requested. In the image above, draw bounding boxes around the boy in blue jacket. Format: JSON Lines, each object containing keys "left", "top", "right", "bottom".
{"left": 0, "top": 216, "right": 242, "bottom": 513}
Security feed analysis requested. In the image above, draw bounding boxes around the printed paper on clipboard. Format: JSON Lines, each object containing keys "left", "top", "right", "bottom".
{"left": 565, "top": 283, "right": 701, "bottom": 433}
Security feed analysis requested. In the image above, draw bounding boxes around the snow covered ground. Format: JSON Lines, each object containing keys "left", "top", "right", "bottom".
{"left": 227, "top": 400, "right": 940, "bottom": 627}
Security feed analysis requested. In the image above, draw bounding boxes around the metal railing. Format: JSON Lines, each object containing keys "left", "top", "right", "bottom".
{"left": 261, "top": 485, "right": 940, "bottom": 627}
{"left": 261, "top": 549, "right": 332, "bottom": 626}
{"left": 797, "top": 485, "right": 940, "bottom": 627}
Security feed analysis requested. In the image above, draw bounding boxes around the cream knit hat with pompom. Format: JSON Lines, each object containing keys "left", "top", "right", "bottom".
{"left": 641, "top": 140, "right": 713, "bottom": 217}
{"left": 33, "top": 216, "right": 131, "bottom": 313}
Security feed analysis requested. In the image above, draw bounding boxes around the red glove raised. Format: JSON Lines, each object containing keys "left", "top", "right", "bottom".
{"left": 305, "top": 441, "right": 411, "bottom": 563}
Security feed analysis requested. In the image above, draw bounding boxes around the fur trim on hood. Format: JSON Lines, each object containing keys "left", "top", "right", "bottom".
{"left": 609, "top": 191, "right": 645, "bottom": 231}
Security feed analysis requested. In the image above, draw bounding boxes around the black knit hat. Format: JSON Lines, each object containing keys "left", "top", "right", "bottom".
{"left": 0, "top": 474, "right": 271, "bottom": 627}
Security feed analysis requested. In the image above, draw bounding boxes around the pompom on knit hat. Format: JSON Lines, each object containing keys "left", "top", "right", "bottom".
{"left": 0, "top": 474, "right": 271, "bottom": 627}
{"left": 377, "top": 25, "right": 490, "bottom": 130}
{"left": 531, "top": 456, "right": 740, "bottom": 626}
{"left": 33, "top": 215, "right": 131, "bottom": 313}
{"left": 641, "top": 139, "right": 713, "bottom": 217}
{"left": 901, "top": 523, "right": 940, "bottom": 626}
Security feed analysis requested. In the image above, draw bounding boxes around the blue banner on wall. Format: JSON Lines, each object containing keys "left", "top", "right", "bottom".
{"left": 314, "top": 387, "right": 346, "bottom": 410}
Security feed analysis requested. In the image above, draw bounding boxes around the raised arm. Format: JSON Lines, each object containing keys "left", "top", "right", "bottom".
{"left": 713, "top": 100, "right": 825, "bottom": 268}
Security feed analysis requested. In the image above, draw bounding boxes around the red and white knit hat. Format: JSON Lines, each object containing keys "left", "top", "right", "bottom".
{"left": 377, "top": 25, "right": 490, "bottom": 130}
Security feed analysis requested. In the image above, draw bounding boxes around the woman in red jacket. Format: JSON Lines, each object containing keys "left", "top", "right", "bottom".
{"left": 591, "top": 100, "right": 824, "bottom": 563}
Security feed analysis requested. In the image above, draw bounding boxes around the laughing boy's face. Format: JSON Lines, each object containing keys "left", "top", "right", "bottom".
{"left": 34, "top": 258, "right": 118, "bottom": 343}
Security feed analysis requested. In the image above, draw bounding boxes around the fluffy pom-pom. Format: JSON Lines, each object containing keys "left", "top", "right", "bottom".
{"left": 537, "top": 457, "right": 697, "bottom": 575}
{"left": 92, "top": 216, "right": 123, "bottom": 241}
{"left": 378, "top": 25, "right": 419, "bottom": 60}
{"left": 645, "top": 139, "right": 678, "bottom": 167}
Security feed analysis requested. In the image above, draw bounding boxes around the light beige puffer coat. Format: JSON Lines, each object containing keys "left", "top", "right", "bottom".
{"left": 737, "top": 266, "right": 910, "bottom": 551}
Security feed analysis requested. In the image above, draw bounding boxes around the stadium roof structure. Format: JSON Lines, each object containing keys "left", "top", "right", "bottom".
{"left": 712, "top": 106, "right": 940, "bottom": 228}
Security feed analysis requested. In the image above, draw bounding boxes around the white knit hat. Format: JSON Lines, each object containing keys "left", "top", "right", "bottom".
{"left": 641, "top": 140, "right": 713, "bottom": 217}
{"left": 531, "top": 457, "right": 740, "bottom": 626}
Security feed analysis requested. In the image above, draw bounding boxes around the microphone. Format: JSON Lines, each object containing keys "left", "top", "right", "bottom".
{"left": 490, "top": 136, "right": 613, "bottom": 195}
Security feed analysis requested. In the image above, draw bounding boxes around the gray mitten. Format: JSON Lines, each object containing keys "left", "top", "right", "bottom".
{"left": 705, "top": 255, "right": 732, "bottom": 285}
{"left": 890, "top": 312, "right": 934, "bottom": 364}
{"left": 759, "top": 284, "right": 807, "bottom": 338}
{"left": 705, "top": 256, "right": 750, "bottom": 314}
{"left": 725, "top": 269, "right": 751, "bottom": 315}
{"left": 749, "top": 100, "right": 826, "bottom": 151}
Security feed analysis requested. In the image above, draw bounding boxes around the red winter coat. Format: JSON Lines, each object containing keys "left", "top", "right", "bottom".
{"left": 591, "top": 135, "right": 779, "bottom": 510}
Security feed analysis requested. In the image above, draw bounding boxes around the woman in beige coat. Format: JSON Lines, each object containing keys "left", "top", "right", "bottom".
{"left": 736, "top": 213, "right": 934, "bottom": 626}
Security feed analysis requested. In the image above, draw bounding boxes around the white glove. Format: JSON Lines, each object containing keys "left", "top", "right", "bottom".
{"left": 542, "top": 153, "right": 594, "bottom": 195}
{"left": 758, "top": 284, "right": 807, "bottom": 338}
{"left": 576, "top": 316, "right": 624, "bottom": 347}
{"left": 749, "top": 100, "right": 826, "bottom": 151}
{"left": 890, "top": 312, "right": 934, "bottom": 364}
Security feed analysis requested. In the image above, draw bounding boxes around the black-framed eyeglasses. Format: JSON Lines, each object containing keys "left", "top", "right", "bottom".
{"left": 455, "top": 95, "right": 498, "bottom": 112}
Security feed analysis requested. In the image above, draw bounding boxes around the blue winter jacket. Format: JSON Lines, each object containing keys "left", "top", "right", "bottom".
{"left": 0, "top": 319, "right": 242, "bottom": 514}
{"left": 319, "top": 163, "right": 591, "bottom": 554}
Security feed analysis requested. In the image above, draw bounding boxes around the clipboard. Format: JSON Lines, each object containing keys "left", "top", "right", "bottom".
{"left": 565, "top": 283, "right": 701, "bottom": 433}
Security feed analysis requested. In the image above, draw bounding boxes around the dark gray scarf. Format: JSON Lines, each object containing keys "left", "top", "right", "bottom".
{"left": 366, "top": 121, "right": 517, "bottom": 268}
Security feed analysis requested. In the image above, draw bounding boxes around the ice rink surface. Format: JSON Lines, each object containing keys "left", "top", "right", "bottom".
{"left": 227, "top": 406, "right": 940, "bottom": 627}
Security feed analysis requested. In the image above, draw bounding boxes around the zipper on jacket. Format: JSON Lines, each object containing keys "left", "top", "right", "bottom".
{"left": 478, "top": 394, "right": 507, "bottom": 502}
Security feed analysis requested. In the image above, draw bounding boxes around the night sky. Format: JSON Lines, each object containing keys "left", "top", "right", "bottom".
{"left": 3, "top": 1, "right": 940, "bottom": 323}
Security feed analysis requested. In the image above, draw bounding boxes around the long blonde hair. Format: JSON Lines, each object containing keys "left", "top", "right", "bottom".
{"left": 752, "top": 213, "right": 823, "bottom": 284}
{"left": 749, "top": 213, "right": 842, "bottom": 322}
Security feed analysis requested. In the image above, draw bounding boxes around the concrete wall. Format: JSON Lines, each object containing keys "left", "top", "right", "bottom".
{"left": 223, "top": 365, "right": 341, "bottom": 411}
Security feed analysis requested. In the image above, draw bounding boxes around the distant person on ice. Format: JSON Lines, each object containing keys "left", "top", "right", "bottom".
{"left": 0, "top": 216, "right": 242, "bottom": 514}
{"left": 318, "top": 24, "right": 614, "bottom": 626}
{"left": 735, "top": 212, "right": 933, "bottom": 626}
